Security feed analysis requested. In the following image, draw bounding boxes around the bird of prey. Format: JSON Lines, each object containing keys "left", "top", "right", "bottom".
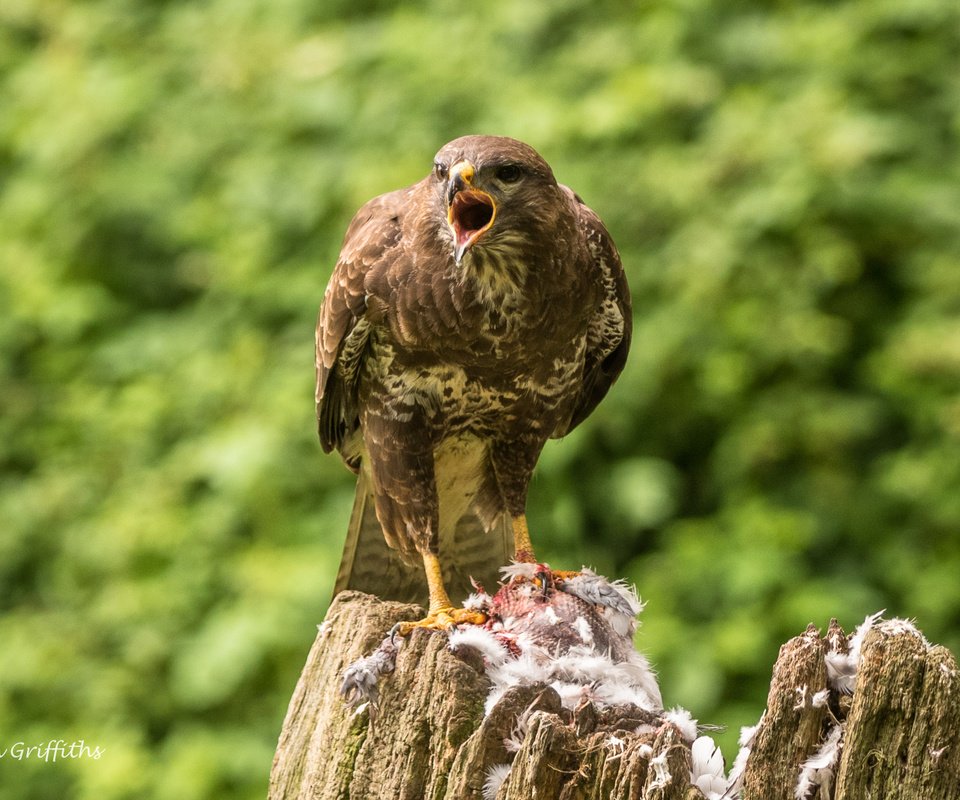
{"left": 316, "top": 135, "right": 631, "bottom": 631}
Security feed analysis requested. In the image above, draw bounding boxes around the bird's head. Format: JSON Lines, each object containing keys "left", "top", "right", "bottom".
{"left": 431, "top": 135, "right": 558, "bottom": 265}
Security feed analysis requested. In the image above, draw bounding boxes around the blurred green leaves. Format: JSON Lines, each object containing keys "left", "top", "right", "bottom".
{"left": 2, "top": 0, "right": 959, "bottom": 795}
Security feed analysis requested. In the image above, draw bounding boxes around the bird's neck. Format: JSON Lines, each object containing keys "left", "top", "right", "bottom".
{"left": 458, "top": 246, "right": 529, "bottom": 311}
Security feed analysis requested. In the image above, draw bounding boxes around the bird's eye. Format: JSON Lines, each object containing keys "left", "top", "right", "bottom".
{"left": 434, "top": 162, "right": 448, "bottom": 180}
{"left": 495, "top": 164, "right": 523, "bottom": 183}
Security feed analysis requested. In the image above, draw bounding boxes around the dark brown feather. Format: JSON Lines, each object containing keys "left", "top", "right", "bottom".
{"left": 315, "top": 191, "right": 404, "bottom": 453}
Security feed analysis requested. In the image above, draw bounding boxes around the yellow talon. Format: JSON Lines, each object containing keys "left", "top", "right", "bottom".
{"left": 393, "top": 606, "right": 487, "bottom": 637}
{"left": 389, "top": 550, "right": 487, "bottom": 637}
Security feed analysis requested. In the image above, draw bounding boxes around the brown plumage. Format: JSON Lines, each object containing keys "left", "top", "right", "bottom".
{"left": 316, "top": 135, "right": 631, "bottom": 619}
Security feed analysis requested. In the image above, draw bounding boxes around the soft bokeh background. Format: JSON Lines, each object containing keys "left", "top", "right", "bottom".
{"left": 2, "top": 0, "right": 959, "bottom": 796}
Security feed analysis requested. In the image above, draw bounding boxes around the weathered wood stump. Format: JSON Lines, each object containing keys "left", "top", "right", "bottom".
{"left": 730, "top": 616, "right": 960, "bottom": 800}
{"left": 269, "top": 593, "right": 960, "bottom": 800}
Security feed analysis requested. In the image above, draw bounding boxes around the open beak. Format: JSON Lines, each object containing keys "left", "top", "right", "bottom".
{"left": 446, "top": 160, "right": 496, "bottom": 264}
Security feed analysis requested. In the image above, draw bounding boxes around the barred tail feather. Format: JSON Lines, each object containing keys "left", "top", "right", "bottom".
{"left": 333, "top": 473, "right": 513, "bottom": 606}
{"left": 334, "top": 472, "right": 426, "bottom": 604}
{"left": 447, "top": 511, "right": 512, "bottom": 601}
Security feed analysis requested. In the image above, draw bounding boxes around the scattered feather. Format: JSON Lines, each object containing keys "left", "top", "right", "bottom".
{"left": 811, "top": 689, "right": 830, "bottom": 708}
{"left": 591, "top": 677, "right": 660, "bottom": 709}
{"left": 663, "top": 706, "right": 699, "bottom": 743}
{"left": 634, "top": 723, "right": 656, "bottom": 736}
{"left": 649, "top": 751, "right": 672, "bottom": 789}
{"left": 827, "top": 610, "right": 884, "bottom": 693}
{"left": 551, "top": 680, "right": 592, "bottom": 709}
{"left": 482, "top": 763, "right": 512, "bottom": 800}
{"left": 351, "top": 700, "right": 369, "bottom": 718}
{"left": 503, "top": 720, "right": 526, "bottom": 753}
{"left": 722, "top": 712, "right": 764, "bottom": 799}
{"left": 878, "top": 617, "right": 930, "bottom": 647}
{"left": 848, "top": 611, "right": 884, "bottom": 664}
{"left": 739, "top": 718, "right": 763, "bottom": 747}
{"left": 574, "top": 615, "right": 594, "bottom": 645}
{"left": 825, "top": 651, "right": 857, "bottom": 695}
{"left": 499, "top": 562, "right": 540, "bottom": 581}
{"left": 795, "top": 723, "right": 842, "bottom": 800}
{"left": 464, "top": 591, "right": 493, "bottom": 612}
{"left": 607, "top": 735, "right": 626, "bottom": 753}
{"left": 448, "top": 627, "right": 510, "bottom": 667}
{"left": 691, "top": 736, "right": 727, "bottom": 800}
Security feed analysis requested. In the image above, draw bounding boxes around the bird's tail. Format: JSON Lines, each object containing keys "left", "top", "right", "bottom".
{"left": 333, "top": 471, "right": 513, "bottom": 606}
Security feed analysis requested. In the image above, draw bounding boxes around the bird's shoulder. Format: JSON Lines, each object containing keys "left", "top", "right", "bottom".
{"left": 316, "top": 186, "right": 414, "bottom": 356}
{"left": 552, "top": 185, "right": 633, "bottom": 435}
{"left": 315, "top": 186, "right": 414, "bottom": 446}
{"left": 337, "top": 186, "right": 411, "bottom": 272}
{"left": 560, "top": 184, "right": 630, "bottom": 317}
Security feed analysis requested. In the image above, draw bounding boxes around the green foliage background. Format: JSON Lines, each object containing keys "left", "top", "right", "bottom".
{"left": 1, "top": 0, "right": 958, "bottom": 796}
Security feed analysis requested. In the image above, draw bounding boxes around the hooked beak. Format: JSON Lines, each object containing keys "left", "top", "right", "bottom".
{"left": 446, "top": 160, "right": 496, "bottom": 264}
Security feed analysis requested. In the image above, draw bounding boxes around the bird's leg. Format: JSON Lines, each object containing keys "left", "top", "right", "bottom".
{"left": 511, "top": 514, "right": 536, "bottom": 563}
{"left": 493, "top": 435, "right": 582, "bottom": 586}
{"left": 392, "top": 551, "right": 487, "bottom": 637}
{"left": 508, "top": 514, "right": 568, "bottom": 591}
{"left": 511, "top": 514, "right": 579, "bottom": 587}
{"left": 423, "top": 551, "right": 454, "bottom": 614}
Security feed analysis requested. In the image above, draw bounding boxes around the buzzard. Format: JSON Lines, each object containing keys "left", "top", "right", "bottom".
{"left": 316, "top": 135, "right": 631, "bottom": 631}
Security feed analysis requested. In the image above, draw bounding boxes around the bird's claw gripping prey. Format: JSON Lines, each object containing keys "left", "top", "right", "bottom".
{"left": 390, "top": 606, "right": 488, "bottom": 640}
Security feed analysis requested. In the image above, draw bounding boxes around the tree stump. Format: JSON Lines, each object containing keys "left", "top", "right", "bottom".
{"left": 269, "top": 593, "right": 960, "bottom": 800}
{"left": 732, "top": 616, "right": 960, "bottom": 800}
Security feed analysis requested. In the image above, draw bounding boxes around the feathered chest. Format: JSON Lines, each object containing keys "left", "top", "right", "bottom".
{"left": 368, "top": 249, "right": 595, "bottom": 365}
{"left": 363, "top": 336, "right": 588, "bottom": 435}
{"left": 359, "top": 271, "right": 589, "bottom": 427}
{"left": 353, "top": 229, "right": 602, "bottom": 435}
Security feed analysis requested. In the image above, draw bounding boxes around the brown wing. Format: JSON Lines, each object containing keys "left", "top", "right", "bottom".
{"left": 316, "top": 189, "right": 405, "bottom": 457}
{"left": 556, "top": 188, "right": 633, "bottom": 436}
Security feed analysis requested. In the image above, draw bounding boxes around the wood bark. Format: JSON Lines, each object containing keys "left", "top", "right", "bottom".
{"left": 740, "top": 625, "right": 829, "bottom": 798}
{"left": 833, "top": 627, "right": 960, "bottom": 800}
{"left": 738, "top": 618, "right": 960, "bottom": 800}
{"left": 270, "top": 593, "right": 960, "bottom": 800}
